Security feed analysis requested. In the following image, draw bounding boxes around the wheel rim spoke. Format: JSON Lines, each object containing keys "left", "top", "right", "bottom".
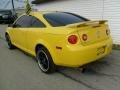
{"left": 6, "top": 36, "right": 11, "bottom": 47}
{"left": 38, "top": 51, "right": 49, "bottom": 71}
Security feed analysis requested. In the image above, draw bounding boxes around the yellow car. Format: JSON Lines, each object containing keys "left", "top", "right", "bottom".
{"left": 5, "top": 11, "right": 112, "bottom": 73}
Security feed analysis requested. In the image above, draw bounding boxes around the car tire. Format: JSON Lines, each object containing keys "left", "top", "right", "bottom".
{"left": 5, "top": 34, "right": 15, "bottom": 49}
{"left": 36, "top": 47, "right": 56, "bottom": 74}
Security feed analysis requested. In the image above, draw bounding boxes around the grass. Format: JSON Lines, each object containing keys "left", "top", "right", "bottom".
{"left": 113, "top": 44, "right": 120, "bottom": 50}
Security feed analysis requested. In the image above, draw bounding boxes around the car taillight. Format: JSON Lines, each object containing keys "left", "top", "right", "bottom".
{"left": 106, "top": 29, "right": 110, "bottom": 35}
{"left": 82, "top": 34, "right": 88, "bottom": 41}
{"left": 68, "top": 35, "right": 78, "bottom": 44}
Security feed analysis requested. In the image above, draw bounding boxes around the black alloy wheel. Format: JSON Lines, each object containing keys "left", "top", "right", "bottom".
{"left": 36, "top": 47, "right": 56, "bottom": 74}
{"left": 5, "top": 34, "right": 15, "bottom": 49}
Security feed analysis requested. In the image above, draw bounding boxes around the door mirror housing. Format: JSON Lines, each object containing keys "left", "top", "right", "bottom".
{"left": 8, "top": 24, "right": 20, "bottom": 28}
{"left": 8, "top": 24, "right": 17, "bottom": 28}
{"left": 12, "top": 24, "right": 17, "bottom": 28}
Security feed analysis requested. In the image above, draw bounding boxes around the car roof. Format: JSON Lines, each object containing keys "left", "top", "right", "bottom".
{"left": 29, "top": 11, "right": 63, "bottom": 16}
{"left": 19, "top": 11, "right": 69, "bottom": 20}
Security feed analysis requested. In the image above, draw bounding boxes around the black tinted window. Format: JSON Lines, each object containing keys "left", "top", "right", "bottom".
{"left": 15, "top": 16, "right": 31, "bottom": 27}
{"left": 31, "top": 17, "right": 46, "bottom": 28}
{"left": 15, "top": 15, "right": 46, "bottom": 28}
{"left": 44, "top": 12, "right": 89, "bottom": 27}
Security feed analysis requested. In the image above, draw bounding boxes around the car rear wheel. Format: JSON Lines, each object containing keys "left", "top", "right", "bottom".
{"left": 5, "top": 34, "right": 15, "bottom": 49}
{"left": 36, "top": 47, "right": 56, "bottom": 74}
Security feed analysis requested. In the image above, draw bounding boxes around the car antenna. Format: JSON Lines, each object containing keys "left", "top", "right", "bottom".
{"left": 25, "top": 0, "right": 32, "bottom": 15}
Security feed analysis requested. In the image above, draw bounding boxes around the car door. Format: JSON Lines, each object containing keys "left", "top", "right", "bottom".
{"left": 11, "top": 15, "right": 31, "bottom": 50}
{"left": 25, "top": 16, "right": 46, "bottom": 55}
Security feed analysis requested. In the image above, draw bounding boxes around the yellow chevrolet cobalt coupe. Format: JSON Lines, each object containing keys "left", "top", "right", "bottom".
{"left": 5, "top": 11, "right": 112, "bottom": 73}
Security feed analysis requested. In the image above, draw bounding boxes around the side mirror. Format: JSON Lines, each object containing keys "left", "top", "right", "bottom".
{"left": 12, "top": 24, "right": 17, "bottom": 28}
{"left": 8, "top": 24, "right": 17, "bottom": 28}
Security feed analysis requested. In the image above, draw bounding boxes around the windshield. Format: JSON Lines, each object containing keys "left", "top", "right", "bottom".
{"left": 44, "top": 12, "right": 89, "bottom": 27}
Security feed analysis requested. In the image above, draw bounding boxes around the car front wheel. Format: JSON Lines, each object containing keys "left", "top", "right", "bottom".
{"left": 36, "top": 47, "right": 56, "bottom": 74}
{"left": 5, "top": 34, "right": 15, "bottom": 49}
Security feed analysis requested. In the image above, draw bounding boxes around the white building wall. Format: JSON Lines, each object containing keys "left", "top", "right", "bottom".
{"left": 34, "top": 0, "right": 120, "bottom": 44}
{"left": 34, "top": 0, "right": 103, "bottom": 19}
{"left": 104, "top": 0, "right": 120, "bottom": 44}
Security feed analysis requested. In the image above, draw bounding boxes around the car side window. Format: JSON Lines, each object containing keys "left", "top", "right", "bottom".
{"left": 15, "top": 15, "right": 31, "bottom": 28}
{"left": 31, "top": 16, "right": 46, "bottom": 28}
{"left": 14, "top": 15, "right": 46, "bottom": 28}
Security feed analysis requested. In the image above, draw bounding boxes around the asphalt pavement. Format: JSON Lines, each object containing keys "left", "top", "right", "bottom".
{"left": 0, "top": 25, "right": 120, "bottom": 90}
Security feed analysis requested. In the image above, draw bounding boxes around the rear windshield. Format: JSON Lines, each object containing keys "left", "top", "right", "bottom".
{"left": 44, "top": 12, "right": 89, "bottom": 27}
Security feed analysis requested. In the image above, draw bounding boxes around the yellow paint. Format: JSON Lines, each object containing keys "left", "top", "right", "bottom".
{"left": 6, "top": 11, "right": 112, "bottom": 67}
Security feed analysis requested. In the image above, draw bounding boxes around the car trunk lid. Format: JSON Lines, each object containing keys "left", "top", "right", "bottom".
{"left": 66, "top": 20, "right": 109, "bottom": 45}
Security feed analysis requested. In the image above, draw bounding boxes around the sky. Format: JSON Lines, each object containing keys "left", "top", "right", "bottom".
{"left": 0, "top": 0, "right": 33, "bottom": 10}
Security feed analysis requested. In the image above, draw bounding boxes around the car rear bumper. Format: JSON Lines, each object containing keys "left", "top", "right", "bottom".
{"left": 54, "top": 37, "right": 112, "bottom": 67}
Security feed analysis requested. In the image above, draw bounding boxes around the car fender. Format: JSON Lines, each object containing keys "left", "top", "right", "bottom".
{"left": 35, "top": 39, "right": 57, "bottom": 64}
